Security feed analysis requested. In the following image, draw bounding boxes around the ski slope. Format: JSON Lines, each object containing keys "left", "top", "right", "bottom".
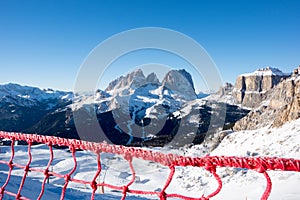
{"left": 1, "top": 119, "right": 300, "bottom": 199}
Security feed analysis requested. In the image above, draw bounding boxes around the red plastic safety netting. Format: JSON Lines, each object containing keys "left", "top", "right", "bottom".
{"left": 0, "top": 131, "right": 300, "bottom": 200}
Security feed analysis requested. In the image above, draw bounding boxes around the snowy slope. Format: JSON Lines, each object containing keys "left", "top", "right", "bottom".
{"left": 158, "top": 118, "right": 300, "bottom": 200}
{"left": 205, "top": 118, "right": 300, "bottom": 200}
{"left": 1, "top": 118, "right": 300, "bottom": 199}
{"left": 0, "top": 144, "right": 150, "bottom": 200}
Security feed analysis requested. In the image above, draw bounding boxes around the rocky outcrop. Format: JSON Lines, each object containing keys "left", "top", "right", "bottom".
{"left": 270, "top": 76, "right": 300, "bottom": 127}
{"left": 105, "top": 69, "right": 146, "bottom": 92}
{"left": 292, "top": 65, "right": 300, "bottom": 77}
{"left": 105, "top": 69, "right": 197, "bottom": 100}
{"left": 218, "top": 82, "right": 234, "bottom": 96}
{"left": 205, "top": 82, "right": 236, "bottom": 105}
{"left": 146, "top": 72, "right": 160, "bottom": 84}
{"left": 232, "top": 67, "right": 290, "bottom": 108}
{"left": 162, "top": 69, "right": 197, "bottom": 100}
{"left": 234, "top": 67, "right": 300, "bottom": 130}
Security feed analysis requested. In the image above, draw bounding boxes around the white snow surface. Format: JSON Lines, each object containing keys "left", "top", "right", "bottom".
{"left": 240, "top": 67, "right": 291, "bottom": 77}
{"left": 1, "top": 119, "right": 300, "bottom": 199}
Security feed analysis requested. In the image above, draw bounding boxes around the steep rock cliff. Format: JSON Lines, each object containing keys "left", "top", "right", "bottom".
{"left": 232, "top": 67, "right": 290, "bottom": 108}
{"left": 234, "top": 67, "right": 300, "bottom": 130}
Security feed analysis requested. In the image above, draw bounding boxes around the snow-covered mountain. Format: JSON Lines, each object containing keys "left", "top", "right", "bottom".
{"left": 68, "top": 69, "right": 249, "bottom": 146}
{"left": 0, "top": 69, "right": 250, "bottom": 146}
{"left": 206, "top": 66, "right": 293, "bottom": 108}
{"left": 0, "top": 83, "right": 72, "bottom": 108}
{"left": 233, "top": 67, "right": 291, "bottom": 108}
{"left": 69, "top": 69, "right": 199, "bottom": 145}
{"left": 0, "top": 83, "right": 73, "bottom": 132}
{"left": 5, "top": 66, "right": 297, "bottom": 147}
{"left": 1, "top": 66, "right": 300, "bottom": 199}
{"left": 105, "top": 69, "right": 197, "bottom": 101}
{"left": 234, "top": 66, "right": 300, "bottom": 131}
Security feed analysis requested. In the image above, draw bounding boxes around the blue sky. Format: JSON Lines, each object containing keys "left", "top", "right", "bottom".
{"left": 0, "top": 0, "right": 299, "bottom": 92}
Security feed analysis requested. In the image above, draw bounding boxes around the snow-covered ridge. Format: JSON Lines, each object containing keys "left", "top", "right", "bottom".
{"left": 240, "top": 66, "right": 291, "bottom": 77}
{"left": 0, "top": 83, "right": 73, "bottom": 107}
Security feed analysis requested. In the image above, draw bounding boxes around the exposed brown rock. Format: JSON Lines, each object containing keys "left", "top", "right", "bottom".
{"left": 232, "top": 67, "right": 289, "bottom": 108}
{"left": 234, "top": 69, "right": 300, "bottom": 131}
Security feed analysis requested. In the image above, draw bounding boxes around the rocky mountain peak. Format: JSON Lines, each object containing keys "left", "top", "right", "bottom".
{"left": 218, "top": 82, "right": 234, "bottom": 96}
{"left": 162, "top": 69, "right": 195, "bottom": 90}
{"left": 178, "top": 69, "right": 195, "bottom": 90}
{"left": 292, "top": 65, "right": 300, "bottom": 77}
{"left": 232, "top": 66, "right": 290, "bottom": 108}
{"left": 105, "top": 69, "right": 146, "bottom": 92}
{"left": 104, "top": 68, "right": 197, "bottom": 100}
{"left": 234, "top": 70, "right": 300, "bottom": 130}
{"left": 162, "top": 69, "right": 196, "bottom": 100}
{"left": 146, "top": 72, "right": 160, "bottom": 84}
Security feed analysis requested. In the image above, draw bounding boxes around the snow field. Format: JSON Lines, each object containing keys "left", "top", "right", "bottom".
{"left": 0, "top": 118, "right": 300, "bottom": 199}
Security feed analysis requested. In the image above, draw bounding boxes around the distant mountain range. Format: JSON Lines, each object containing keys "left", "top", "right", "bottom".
{"left": 0, "top": 83, "right": 72, "bottom": 133}
{"left": 2, "top": 66, "right": 299, "bottom": 147}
